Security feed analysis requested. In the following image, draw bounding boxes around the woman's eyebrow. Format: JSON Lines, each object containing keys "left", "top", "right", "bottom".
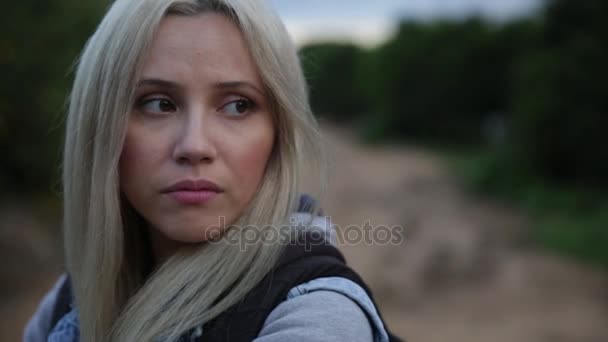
{"left": 213, "top": 81, "right": 265, "bottom": 97}
{"left": 137, "top": 78, "right": 183, "bottom": 91}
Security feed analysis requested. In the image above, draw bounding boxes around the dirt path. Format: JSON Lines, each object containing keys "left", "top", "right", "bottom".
{"left": 2, "top": 125, "right": 607, "bottom": 341}
{"left": 322, "top": 124, "right": 608, "bottom": 341}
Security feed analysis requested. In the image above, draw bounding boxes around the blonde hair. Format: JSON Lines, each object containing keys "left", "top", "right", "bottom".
{"left": 62, "top": 0, "right": 327, "bottom": 341}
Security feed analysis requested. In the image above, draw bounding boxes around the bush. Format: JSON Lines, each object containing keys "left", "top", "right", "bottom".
{"left": 0, "top": 1, "right": 105, "bottom": 196}
{"left": 299, "top": 43, "right": 369, "bottom": 122}
{"left": 358, "top": 18, "right": 524, "bottom": 145}
{"left": 509, "top": 0, "right": 608, "bottom": 186}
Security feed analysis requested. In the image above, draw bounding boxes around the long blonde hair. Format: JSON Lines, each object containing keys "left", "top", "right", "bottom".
{"left": 62, "top": 0, "right": 327, "bottom": 340}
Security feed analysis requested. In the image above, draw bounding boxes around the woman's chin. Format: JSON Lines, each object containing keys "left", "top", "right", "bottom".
{"left": 158, "top": 222, "right": 225, "bottom": 243}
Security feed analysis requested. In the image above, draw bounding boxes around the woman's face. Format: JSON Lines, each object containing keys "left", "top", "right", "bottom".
{"left": 119, "top": 13, "right": 275, "bottom": 258}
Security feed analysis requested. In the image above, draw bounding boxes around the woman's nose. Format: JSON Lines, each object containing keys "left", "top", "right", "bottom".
{"left": 172, "top": 110, "right": 217, "bottom": 165}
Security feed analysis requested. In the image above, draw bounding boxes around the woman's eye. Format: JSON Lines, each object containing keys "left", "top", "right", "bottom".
{"left": 139, "top": 98, "right": 177, "bottom": 114}
{"left": 222, "top": 98, "right": 254, "bottom": 116}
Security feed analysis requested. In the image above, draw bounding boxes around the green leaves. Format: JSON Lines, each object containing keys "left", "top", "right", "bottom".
{"left": 0, "top": 0, "right": 105, "bottom": 195}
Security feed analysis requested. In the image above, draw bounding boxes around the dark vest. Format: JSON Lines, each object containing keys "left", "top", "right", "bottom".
{"left": 199, "top": 232, "right": 403, "bottom": 342}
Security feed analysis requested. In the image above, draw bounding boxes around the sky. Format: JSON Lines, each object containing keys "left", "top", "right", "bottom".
{"left": 268, "top": 0, "right": 545, "bottom": 46}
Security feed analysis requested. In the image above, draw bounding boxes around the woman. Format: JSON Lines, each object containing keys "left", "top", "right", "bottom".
{"left": 24, "top": 0, "right": 401, "bottom": 341}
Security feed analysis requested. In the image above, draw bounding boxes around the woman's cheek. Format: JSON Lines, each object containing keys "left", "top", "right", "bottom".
{"left": 227, "top": 128, "right": 274, "bottom": 195}
{"left": 120, "top": 127, "right": 162, "bottom": 193}
{"left": 124, "top": 125, "right": 167, "bottom": 166}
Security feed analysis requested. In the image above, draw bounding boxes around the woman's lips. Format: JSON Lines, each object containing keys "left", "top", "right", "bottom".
{"left": 161, "top": 179, "right": 224, "bottom": 204}
{"left": 166, "top": 190, "right": 220, "bottom": 205}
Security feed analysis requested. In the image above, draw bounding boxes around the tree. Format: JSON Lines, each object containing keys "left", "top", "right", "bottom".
{"left": 299, "top": 43, "right": 369, "bottom": 122}
{"left": 0, "top": 0, "right": 106, "bottom": 195}
{"left": 510, "top": 0, "right": 608, "bottom": 185}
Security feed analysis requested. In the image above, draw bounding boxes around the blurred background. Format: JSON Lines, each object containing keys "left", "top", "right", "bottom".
{"left": 1, "top": 0, "right": 607, "bottom": 341}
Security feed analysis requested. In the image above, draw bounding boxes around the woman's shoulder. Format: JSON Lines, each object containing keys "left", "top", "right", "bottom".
{"left": 23, "top": 274, "right": 71, "bottom": 342}
{"left": 256, "top": 288, "right": 374, "bottom": 342}
{"left": 255, "top": 275, "right": 391, "bottom": 342}
{"left": 46, "top": 308, "right": 79, "bottom": 342}
{"left": 201, "top": 235, "right": 393, "bottom": 342}
{"left": 253, "top": 224, "right": 394, "bottom": 342}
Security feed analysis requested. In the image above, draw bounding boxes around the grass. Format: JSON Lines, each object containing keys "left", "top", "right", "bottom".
{"left": 438, "top": 145, "right": 608, "bottom": 269}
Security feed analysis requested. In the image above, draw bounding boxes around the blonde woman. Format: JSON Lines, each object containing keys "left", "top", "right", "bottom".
{"left": 23, "top": 0, "right": 401, "bottom": 341}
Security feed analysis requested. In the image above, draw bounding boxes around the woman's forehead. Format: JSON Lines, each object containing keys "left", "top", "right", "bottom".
{"left": 141, "top": 13, "right": 263, "bottom": 88}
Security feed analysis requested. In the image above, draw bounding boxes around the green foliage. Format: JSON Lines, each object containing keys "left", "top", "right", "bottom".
{"left": 301, "top": 18, "right": 541, "bottom": 146}
{"left": 0, "top": 0, "right": 106, "bottom": 195}
{"left": 443, "top": 1, "right": 608, "bottom": 271}
{"left": 444, "top": 146, "right": 532, "bottom": 197}
{"left": 299, "top": 43, "right": 369, "bottom": 122}
{"left": 510, "top": 0, "right": 608, "bottom": 186}
{"left": 371, "top": 19, "right": 506, "bottom": 144}
{"left": 444, "top": 147, "right": 608, "bottom": 268}
{"left": 534, "top": 212, "right": 608, "bottom": 268}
